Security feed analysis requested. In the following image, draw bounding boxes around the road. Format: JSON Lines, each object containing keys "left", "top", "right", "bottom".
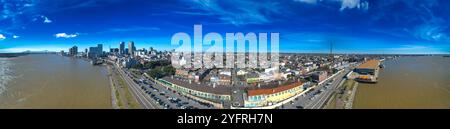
{"left": 306, "top": 69, "right": 349, "bottom": 109}
{"left": 115, "top": 65, "right": 161, "bottom": 109}
{"left": 280, "top": 68, "right": 351, "bottom": 109}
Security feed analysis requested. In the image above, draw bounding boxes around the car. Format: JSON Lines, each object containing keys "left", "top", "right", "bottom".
{"left": 296, "top": 106, "right": 304, "bottom": 109}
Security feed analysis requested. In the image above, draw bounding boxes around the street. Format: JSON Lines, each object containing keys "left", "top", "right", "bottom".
{"left": 116, "top": 65, "right": 161, "bottom": 109}
{"left": 280, "top": 68, "right": 351, "bottom": 109}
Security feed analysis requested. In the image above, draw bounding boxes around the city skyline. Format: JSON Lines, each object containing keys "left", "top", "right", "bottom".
{"left": 1, "top": 0, "right": 450, "bottom": 54}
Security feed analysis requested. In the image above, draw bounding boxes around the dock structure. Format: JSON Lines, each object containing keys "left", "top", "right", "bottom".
{"left": 353, "top": 60, "right": 380, "bottom": 83}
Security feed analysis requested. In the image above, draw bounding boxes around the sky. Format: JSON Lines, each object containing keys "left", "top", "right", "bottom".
{"left": 0, "top": 0, "right": 450, "bottom": 54}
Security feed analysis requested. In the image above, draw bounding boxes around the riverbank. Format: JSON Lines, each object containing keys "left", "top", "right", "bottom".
{"left": 325, "top": 79, "right": 358, "bottom": 109}
{"left": 107, "top": 65, "right": 120, "bottom": 109}
{"left": 106, "top": 64, "right": 140, "bottom": 109}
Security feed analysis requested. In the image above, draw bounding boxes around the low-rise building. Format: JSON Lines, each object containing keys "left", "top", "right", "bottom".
{"left": 354, "top": 59, "right": 380, "bottom": 83}
{"left": 312, "top": 71, "right": 327, "bottom": 83}
{"left": 244, "top": 81, "right": 304, "bottom": 108}
{"left": 158, "top": 77, "right": 232, "bottom": 103}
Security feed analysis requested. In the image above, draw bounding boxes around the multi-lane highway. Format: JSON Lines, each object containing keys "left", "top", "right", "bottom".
{"left": 115, "top": 65, "right": 161, "bottom": 109}
{"left": 306, "top": 69, "right": 349, "bottom": 109}
{"left": 281, "top": 68, "right": 351, "bottom": 109}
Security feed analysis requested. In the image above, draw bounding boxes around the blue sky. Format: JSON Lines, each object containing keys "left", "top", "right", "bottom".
{"left": 0, "top": 0, "right": 449, "bottom": 54}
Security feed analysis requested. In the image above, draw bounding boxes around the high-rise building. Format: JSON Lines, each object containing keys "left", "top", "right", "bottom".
{"left": 128, "top": 41, "right": 135, "bottom": 55}
{"left": 88, "top": 47, "right": 98, "bottom": 59}
{"left": 87, "top": 44, "right": 104, "bottom": 59}
{"left": 119, "top": 41, "right": 125, "bottom": 55}
{"left": 97, "top": 44, "right": 103, "bottom": 54}
{"left": 110, "top": 48, "right": 119, "bottom": 53}
{"left": 69, "top": 46, "right": 78, "bottom": 56}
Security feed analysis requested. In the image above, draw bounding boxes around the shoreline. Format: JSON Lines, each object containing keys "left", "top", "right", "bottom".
{"left": 106, "top": 65, "right": 120, "bottom": 109}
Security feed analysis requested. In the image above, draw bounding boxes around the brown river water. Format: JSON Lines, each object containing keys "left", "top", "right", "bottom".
{"left": 354, "top": 56, "right": 450, "bottom": 109}
{"left": 0, "top": 54, "right": 111, "bottom": 108}
{"left": 1, "top": 54, "right": 449, "bottom": 109}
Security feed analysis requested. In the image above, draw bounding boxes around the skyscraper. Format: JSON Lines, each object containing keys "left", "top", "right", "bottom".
{"left": 87, "top": 44, "right": 103, "bottom": 59}
{"left": 69, "top": 46, "right": 78, "bottom": 56}
{"left": 119, "top": 41, "right": 125, "bottom": 55}
{"left": 97, "top": 44, "right": 103, "bottom": 54}
{"left": 128, "top": 41, "right": 135, "bottom": 55}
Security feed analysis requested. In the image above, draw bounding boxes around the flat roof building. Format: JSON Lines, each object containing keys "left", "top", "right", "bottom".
{"left": 357, "top": 59, "right": 380, "bottom": 70}
{"left": 354, "top": 59, "right": 380, "bottom": 83}
{"left": 244, "top": 81, "right": 304, "bottom": 108}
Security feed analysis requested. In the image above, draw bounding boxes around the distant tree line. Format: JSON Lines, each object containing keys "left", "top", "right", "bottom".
{"left": 131, "top": 60, "right": 171, "bottom": 69}
{"left": 147, "top": 65, "right": 175, "bottom": 79}
{"left": 129, "top": 60, "right": 175, "bottom": 78}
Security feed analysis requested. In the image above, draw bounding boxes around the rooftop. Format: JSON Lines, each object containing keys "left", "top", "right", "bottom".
{"left": 162, "top": 77, "right": 234, "bottom": 95}
{"left": 247, "top": 81, "right": 303, "bottom": 96}
{"left": 357, "top": 59, "right": 380, "bottom": 69}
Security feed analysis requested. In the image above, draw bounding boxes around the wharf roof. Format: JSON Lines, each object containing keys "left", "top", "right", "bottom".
{"left": 357, "top": 60, "right": 380, "bottom": 69}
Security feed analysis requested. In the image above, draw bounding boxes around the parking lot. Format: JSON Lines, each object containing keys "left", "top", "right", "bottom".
{"left": 131, "top": 74, "right": 215, "bottom": 109}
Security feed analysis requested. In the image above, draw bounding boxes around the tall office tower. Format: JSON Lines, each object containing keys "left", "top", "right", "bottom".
{"left": 128, "top": 41, "right": 135, "bottom": 55}
{"left": 97, "top": 44, "right": 103, "bottom": 55}
{"left": 97, "top": 44, "right": 103, "bottom": 53}
{"left": 119, "top": 41, "right": 125, "bottom": 54}
{"left": 69, "top": 45, "right": 78, "bottom": 56}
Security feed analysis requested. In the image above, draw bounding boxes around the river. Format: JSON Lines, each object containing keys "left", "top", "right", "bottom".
{"left": 354, "top": 56, "right": 450, "bottom": 109}
{"left": 0, "top": 54, "right": 111, "bottom": 108}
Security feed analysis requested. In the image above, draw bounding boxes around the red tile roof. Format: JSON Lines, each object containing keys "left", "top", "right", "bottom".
{"left": 247, "top": 82, "right": 302, "bottom": 96}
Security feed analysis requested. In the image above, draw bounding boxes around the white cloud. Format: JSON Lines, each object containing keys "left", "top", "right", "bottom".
{"left": 294, "top": 0, "right": 369, "bottom": 11}
{"left": 55, "top": 33, "right": 78, "bottom": 38}
{"left": 42, "top": 16, "right": 52, "bottom": 23}
{"left": 0, "top": 34, "right": 5, "bottom": 40}
{"left": 339, "top": 0, "right": 369, "bottom": 11}
{"left": 13, "top": 35, "right": 20, "bottom": 39}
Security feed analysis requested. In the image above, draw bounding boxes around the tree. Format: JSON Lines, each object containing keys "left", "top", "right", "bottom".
{"left": 147, "top": 68, "right": 164, "bottom": 78}
{"left": 146, "top": 65, "right": 175, "bottom": 78}
{"left": 162, "top": 66, "right": 176, "bottom": 76}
